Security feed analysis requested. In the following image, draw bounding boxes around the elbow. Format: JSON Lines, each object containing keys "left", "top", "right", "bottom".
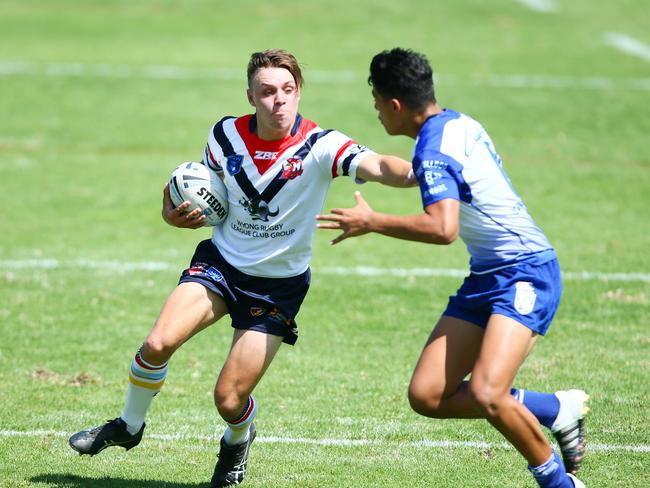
{"left": 443, "top": 225, "right": 459, "bottom": 244}
{"left": 421, "top": 211, "right": 458, "bottom": 245}
{"left": 439, "top": 233, "right": 457, "bottom": 245}
{"left": 428, "top": 226, "right": 458, "bottom": 245}
{"left": 435, "top": 232, "right": 457, "bottom": 245}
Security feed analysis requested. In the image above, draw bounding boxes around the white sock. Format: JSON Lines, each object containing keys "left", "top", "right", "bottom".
{"left": 121, "top": 349, "right": 168, "bottom": 434}
{"left": 223, "top": 395, "right": 257, "bottom": 445}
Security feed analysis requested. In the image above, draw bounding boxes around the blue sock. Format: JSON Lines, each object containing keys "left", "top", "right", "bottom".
{"left": 529, "top": 449, "right": 573, "bottom": 488}
{"left": 511, "top": 388, "right": 560, "bottom": 429}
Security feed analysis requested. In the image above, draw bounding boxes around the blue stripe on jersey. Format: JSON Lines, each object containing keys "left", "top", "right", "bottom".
{"left": 204, "top": 145, "right": 221, "bottom": 172}
{"left": 217, "top": 123, "right": 334, "bottom": 207}
{"left": 413, "top": 111, "right": 467, "bottom": 205}
{"left": 293, "top": 129, "right": 333, "bottom": 159}
{"left": 233, "top": 166, "right": 259, "bottom": 200}
{"left": 414, "top": 110, "right": 462, "bottom": 154}
{"left": 291, "top": 114, "right": 303, "bottom": 136}
{"left": 213, "top": 116, "right": 237, "bottom": 157}
{"left": 258, "top": 129, "right": 333, "bottom": 203}
{"left": 413, "top": 151, "right": 471, "bottom": 206}
{"left": 341, "top": 153, "right": 355, "bottom": 176}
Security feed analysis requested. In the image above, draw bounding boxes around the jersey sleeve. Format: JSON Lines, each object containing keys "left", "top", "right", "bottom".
{"left": 412, "top": 150, "right": 462, "bottom": 208}
{"left": 316, "top": 130, "right": 376, "bottom": 181}
{"left": 202, "top": 124, "right": 225, "bottom": 174}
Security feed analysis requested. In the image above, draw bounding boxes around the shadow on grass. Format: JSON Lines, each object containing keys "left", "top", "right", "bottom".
{"left": 30, "top": 474, "right": 209, "bottom": 487}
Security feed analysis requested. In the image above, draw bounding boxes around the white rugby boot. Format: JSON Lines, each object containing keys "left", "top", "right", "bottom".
{"left": 567, "top": 473, "right": 586, "bottom": 487}
{"left": 551, "top": 389, "right": 590, "bottom": 474}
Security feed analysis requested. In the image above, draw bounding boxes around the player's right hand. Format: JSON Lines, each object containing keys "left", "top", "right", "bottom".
{"left": 162, "top": 183, "right": 206, "bottom": 229}
{"left": 316, "top": 191, "right": 373, "bottom": 245}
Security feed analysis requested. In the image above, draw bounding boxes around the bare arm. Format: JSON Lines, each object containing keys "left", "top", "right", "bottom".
{"left": 316, "top": 191, "right": 459, "bottom": 245}
{"left": 356, "top": 153, "right": 416, "bottom": 187}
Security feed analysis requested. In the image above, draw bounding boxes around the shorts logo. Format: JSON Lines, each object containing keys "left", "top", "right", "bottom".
{"left": 514, "top": 281, "right": 536, "bottom": 315}
{"left": 269, "top": 307, "right": 292, "bottom": 327}
{"left": 250, "top": 307, "right": 266, "bottom": 317}
{"left": 187, "top": 264, "right": 208, "bottom": 276}
{"left": 205, "top": 266, "right": 224, "bottom": 282}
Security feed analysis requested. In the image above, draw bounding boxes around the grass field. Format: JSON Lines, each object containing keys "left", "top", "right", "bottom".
{"left": 1, "top": 1, "right": 649, "bottom": 487}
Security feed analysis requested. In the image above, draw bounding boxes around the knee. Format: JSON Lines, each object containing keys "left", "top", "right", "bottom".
{"left": 142, "top": 332, "right": 178, "bottom": 363}
{"left": 407, "top": 381, "right": 445, "bottom": 418}
{"left": 468, "top": 380, "right": 506, "bottom": 418}
{"left": 214, "top": 385, "right": 247, "bottom": 420}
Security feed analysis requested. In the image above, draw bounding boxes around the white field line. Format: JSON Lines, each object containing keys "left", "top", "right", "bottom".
{"left": 1, "top": 59, "right": 649, "bottom": 91}
{"left": 604, "top": 33, "right": 650, "bottom": 63}
{"left": 516, "top": 0, "right": 557, "bottom": 13}
{"left": 1, "top": 429, "right": 649, "bottom": 453}
{"left": 469, "top": 73, "right": 650, "bottom": 91}
{"left": 1, "top": 259, "right": 649, "bottom": 283}
{"left": 320, "top": 266, "right": 650, "bottom": 283}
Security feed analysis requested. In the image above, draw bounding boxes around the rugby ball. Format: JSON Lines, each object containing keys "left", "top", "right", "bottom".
{"left": 168, "top": 162, "right": 228, "bottom": 226}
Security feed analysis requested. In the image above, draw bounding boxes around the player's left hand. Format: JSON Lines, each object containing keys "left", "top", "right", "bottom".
{"left": 316, "top": 191, "right": 374, "bottom": 245}
{"left": 161, "top": 183, "right": 206, "bottom": 229}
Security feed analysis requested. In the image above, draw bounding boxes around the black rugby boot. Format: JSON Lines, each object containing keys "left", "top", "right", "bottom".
{"left": 69, "top": 417, "right": 144, "bottom": 455}
{"left": 211, "top": 423, "right": 257, "bottom": 487}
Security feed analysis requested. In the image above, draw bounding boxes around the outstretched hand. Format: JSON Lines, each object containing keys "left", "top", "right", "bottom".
{"left": 161, "top": 183, "right": 206, "bottom": 229}
{"left": 316, "top": 191, "right": 374, "bottom": 245}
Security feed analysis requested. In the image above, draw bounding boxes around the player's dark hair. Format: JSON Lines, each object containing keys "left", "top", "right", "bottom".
{"left": 368, "top": 48, "right": 436, "bottom": 109}
{"left": 247, "top": 49, "right": 304, "bottom": 89}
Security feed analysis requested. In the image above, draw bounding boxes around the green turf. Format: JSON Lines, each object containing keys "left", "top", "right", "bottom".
{"left": 1, "top": 1, "right": 649, "bottom": 487}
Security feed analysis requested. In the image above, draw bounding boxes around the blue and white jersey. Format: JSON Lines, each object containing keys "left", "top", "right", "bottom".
{"left": 413, "top": 109, "right": 555, "bottom": 273}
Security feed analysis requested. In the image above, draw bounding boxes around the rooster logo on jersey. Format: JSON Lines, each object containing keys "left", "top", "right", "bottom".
{"left": 239, "top": 196, "right": 279, "bottom": 222}
{"left": 280, "top": 157, "right": 304, "bottom": 180}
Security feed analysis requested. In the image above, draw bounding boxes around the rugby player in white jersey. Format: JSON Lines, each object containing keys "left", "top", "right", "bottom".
{"left": 68, "top": 49, "right": 414, "bottom": 487}
{"left": 317, "top": 48, "right": 588, "bottom": 488}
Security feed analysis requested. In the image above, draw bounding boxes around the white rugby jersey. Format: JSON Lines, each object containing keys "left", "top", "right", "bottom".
{"left": 202, "top": 113, "right": 374, "bottom": 278}
{"left": 413, "top": 109, "right": 555, "bottom": 273}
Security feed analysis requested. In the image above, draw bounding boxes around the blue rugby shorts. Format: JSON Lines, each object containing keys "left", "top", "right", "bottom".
{"left": 443, "top": 258, "right": 562, "bottom": 335}
{"left": 178, "top": 239, "right": 310, "bottom": 345}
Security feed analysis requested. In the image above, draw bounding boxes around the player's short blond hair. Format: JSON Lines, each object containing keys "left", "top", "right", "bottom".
{"left": 247, "top": 49, "right": 304, "bottom": 89}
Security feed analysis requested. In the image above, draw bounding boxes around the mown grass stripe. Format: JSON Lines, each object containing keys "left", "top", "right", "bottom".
{"left": 1, "top": 259, "right": 648, "bottom": 282}
{"left": 1, "top": 60, "right": 649, "bottom": 91}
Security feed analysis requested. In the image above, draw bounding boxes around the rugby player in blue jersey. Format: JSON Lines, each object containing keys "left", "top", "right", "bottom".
{"left": 317, "top": 48, "right": 588, "bottom": 488}
{"left": 68, "top": 49, "right": 414, "bottom": 487}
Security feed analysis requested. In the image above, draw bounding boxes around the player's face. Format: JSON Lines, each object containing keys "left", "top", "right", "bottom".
{"left": 248, "top": 67, "right": 300, "bottom": 140}
{"left": 372, "top": 88, "right": 399, "bottom": 135}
